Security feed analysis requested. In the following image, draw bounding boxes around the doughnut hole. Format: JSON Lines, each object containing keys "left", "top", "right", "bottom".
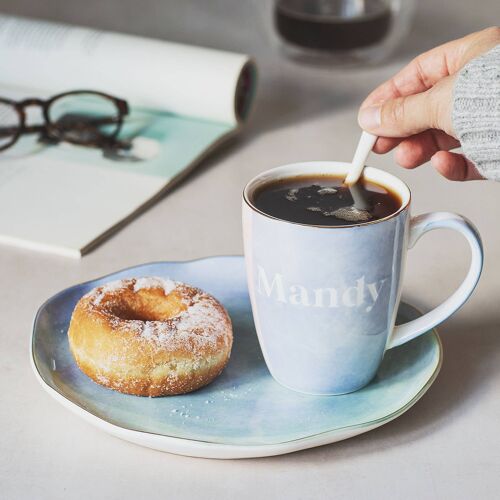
{"left": 101, "top": 288, "right": 187, "bottom": 321}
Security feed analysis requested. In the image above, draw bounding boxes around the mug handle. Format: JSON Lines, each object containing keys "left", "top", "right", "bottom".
{"left": 388, "top": 212, "right": 483, "bottom": 349}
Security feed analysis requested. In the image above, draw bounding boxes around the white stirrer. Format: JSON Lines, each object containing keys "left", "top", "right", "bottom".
{"left": 348, "top": 183, "right": 370, "bottom": 210}
{"left": 344, "top": 131, "right": 377, "bottom": 185}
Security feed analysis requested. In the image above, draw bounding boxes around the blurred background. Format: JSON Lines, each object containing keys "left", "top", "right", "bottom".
{"left": 0, "top": 0, "right": 497, "bottom": 298}
{"left": 0, "top": 0, "right": 496, "bottom": 146}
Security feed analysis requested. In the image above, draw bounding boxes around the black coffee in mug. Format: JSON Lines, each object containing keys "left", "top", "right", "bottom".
{"left": 252, "top": 175, "right": 400, "bottom": 226}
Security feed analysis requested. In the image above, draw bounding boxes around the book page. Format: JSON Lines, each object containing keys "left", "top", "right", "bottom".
{"left": 0, "top": 156, "right": 166, "bottom": 257}
{"left": 0, "top": 15, "right": 256, "bottom": 125}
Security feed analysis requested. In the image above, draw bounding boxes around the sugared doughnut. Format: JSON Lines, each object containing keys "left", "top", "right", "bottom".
{"left": 67, "top": 277, "right": 233, "bottom": 397}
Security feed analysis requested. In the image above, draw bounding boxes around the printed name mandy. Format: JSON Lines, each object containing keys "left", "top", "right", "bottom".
{"left": 257, "top": 266, "right": 386, "bottom": 312}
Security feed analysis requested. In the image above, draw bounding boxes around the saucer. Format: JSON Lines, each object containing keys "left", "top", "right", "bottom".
{"left": 31, "top": 256, "right": 442, "bottom": 459}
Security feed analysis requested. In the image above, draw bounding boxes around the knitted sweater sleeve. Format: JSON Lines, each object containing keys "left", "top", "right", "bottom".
{"left": 452, "top": 44, "right": 500, "bottom": 180}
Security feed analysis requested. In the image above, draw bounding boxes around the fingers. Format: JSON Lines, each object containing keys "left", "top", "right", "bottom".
{"left": 394, "top": 130, "right": 460, "bottom": 169}
{"left": 357, "top": 27, "right": 499, "bottom": 183}
{"left": 362, "top": 47, "right": 453, "bottom": 108}
{"left": 373, "top": 134, "right": 484, "bottom": 181}
{"left": 358, "top": 76, "right": 454, "bottom": 138}
{"left": 359, "top": 92, "right": 431, "bottom": 136}
{"left": 373, "top": 130, "right": 459, "bottom": 169}
{"left": 373, "top": 137, "right": 402, "bottom": 154}
{"left": 431, "top": 151, "right": 484, "bottom": 181}
{"left": 373, "top": 128, "right": 458, "bottom": 157}
{"left": 362, "top": 27, "right": 500, "bottom": 108}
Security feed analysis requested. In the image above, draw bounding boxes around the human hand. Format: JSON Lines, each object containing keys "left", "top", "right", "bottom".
{"left": 358, "top": 27, "right": 500, "bottom": 181}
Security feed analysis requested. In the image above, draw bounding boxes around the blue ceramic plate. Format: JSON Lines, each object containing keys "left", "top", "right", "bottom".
{"left": 31, "top": 256, "right": 442, "bottom": 459}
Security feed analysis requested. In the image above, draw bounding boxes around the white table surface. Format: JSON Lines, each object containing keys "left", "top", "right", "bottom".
{"left": 1, "top": 1, "right": 499, "bottom": 499}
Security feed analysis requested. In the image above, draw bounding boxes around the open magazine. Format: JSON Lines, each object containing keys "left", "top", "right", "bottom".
{"left": 0, "top": 15, "right": 257, "bottom": 257}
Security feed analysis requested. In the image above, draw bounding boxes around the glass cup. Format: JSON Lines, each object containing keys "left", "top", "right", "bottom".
{"left": 268, "top": 0, "right": 415, "bottom": 65}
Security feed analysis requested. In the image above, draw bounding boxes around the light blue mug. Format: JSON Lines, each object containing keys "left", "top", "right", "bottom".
{"left": 242, "top": 162, "right": 483, "bottom": 395}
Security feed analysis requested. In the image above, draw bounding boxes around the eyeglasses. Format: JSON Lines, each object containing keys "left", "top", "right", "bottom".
{"left": 0, "top": 90, "right": 129, "bottom": 152}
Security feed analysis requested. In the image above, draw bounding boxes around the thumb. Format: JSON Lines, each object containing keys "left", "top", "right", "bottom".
{"left": 358, "top": 78, "right": 454, "bottom": 138}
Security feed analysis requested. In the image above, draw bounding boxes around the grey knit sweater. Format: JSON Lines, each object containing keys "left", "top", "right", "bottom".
{"left": 453, "top": 44, "right": 500, "bottom": 180}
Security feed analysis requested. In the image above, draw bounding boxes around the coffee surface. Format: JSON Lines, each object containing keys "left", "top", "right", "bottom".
{"left": 252, "top": 175, "right": 400, "bottom": 226}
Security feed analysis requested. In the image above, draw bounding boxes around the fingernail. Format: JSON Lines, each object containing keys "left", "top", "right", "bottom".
{"left": 358, "top": 105, "right": 381, "bottom": 131}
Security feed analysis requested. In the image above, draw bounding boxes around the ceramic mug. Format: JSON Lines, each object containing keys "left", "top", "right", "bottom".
{"left": 242, "top": 161, "right": 483, "bottom": 395}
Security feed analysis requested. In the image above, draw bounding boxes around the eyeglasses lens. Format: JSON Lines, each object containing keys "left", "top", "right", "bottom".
{"left": 48, "top": 93, "right": 120, "bottom": 144}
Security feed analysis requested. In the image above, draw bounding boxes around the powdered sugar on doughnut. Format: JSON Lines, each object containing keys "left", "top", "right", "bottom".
{"left": 87, "top": 279, "right": 127, "bottom": 306}
{"left": 83, "top": 277, "right": 231, "bottom": 358}
{"left": 86, "top": 276, "right": 178, "bottom": 306}
{"left": 133, "top": 277, "right": 176, "bottom": 295}
{"left": 138, "top": 293, "right": 231, "bottom": 356}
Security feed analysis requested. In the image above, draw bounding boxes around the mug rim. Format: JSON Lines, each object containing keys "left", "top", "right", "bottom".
{"left": 243, "top": 161, "right": 411, "bottom": 229}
